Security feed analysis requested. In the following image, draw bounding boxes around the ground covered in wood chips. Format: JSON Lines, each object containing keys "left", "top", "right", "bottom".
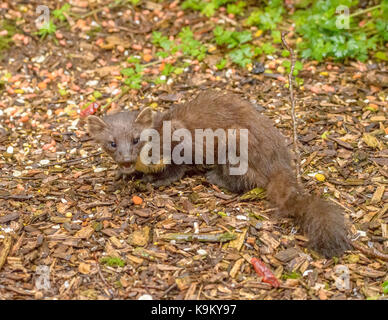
{"left": 0, "top": 1, "right": 387, "bottom": 300}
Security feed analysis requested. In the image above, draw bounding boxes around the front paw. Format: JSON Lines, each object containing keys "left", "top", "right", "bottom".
{"left": 152, "top": 178, "right": 172, "bottom": 187}
{"left": 115, "top": 170, "right": 126, "bottom": 181}
{"left": 115, "top": 168, "right": 141, "bottom": 181}
{"left": 141, "top": 174, "right": 171, "bottom": 187}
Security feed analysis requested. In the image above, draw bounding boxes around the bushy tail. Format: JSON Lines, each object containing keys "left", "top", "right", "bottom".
{"left": 267, "top": 169, "right": 351, "bottom": 257}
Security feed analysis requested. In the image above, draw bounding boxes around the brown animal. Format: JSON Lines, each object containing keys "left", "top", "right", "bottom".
{"left": 87, "top": 91, "right": 350, "bottom": 257}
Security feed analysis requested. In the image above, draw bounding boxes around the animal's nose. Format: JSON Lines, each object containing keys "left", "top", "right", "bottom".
{"left": 123, "top": 156, "right": 132, "bottom": 163}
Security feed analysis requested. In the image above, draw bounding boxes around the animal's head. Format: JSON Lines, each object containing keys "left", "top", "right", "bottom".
{"left": 87, "top": 108, "right": 154, "bottom": 170}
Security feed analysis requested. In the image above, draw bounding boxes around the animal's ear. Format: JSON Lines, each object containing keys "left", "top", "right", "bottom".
{"left": 87, "top": 115, "right": 108, "bottom": 137}
{"left": 135, "top": 107, "right": 153, "bottom": 126}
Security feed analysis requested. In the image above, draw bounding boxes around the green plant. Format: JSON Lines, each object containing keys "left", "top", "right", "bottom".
{"left": 281, "top": 271, "right": 301, "bottom": 280}
{"left": 52, "top": 3, "right": 71, "bottom": 22}
{"left": 121, "top": 56, "right": 144, "bottom": 89}
{"left": 216, "top": 58, "right": 227, "bottom": 69}
{"left": 271, "top": 30, "right": 281, "bottom": 43}
{"left": 182, "top": 0, "right": 240, "bottom": 17}
{"left": 152, "top": 27, "right": 207, "bottom": 74}
{"left": 128, "top": 0, "right": 141, "bottom": 5}
{"left": 214, "top": 26, "right": 252, "bottom": 48}
{"left": 152, "top": 31, "right": 175, "bottom": 52}
{"left": 293, "top": 0, "right": 386, "bottom": 61}
{"left": 282, "top": 60, "right": 304, "bottom": 76}
{"left": 161, "top": 63, "right": 175, "bottom": 76}
{"left": 100, "top": 256, "right": 126, "bottom": 267}
{"left": 227, "top": 1, "right": 246, "bottom": 15}
{"left": 213, "top": 26, "right": 255, "bottom": 67}
{"left": 178, "top": 27, "right": 207, "bottom": 61}
{"left": 245, "top": 0, "right": 284, "bottom": 30}
{"left": 383, "top": 281, "right": 388, "bottom": 295}
{"left": 261, "top": 42, "right": 277, "bottom": 55}
{"left": 36, "top": 21, "right": 57, "bottom": 39}
{"left": 229, "top": 44, "right": 254, "bottom": 67}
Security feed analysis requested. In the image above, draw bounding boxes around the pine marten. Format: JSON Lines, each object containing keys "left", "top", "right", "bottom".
{"left": 87, "top": 91, "right": 350, "bottom": 258}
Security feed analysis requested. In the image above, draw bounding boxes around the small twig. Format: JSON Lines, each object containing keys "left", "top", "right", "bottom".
{"left": 79, "top": 201, "right": 114, "bottom": 209}
{"left": 39, "top": 151, "right": 103, "bottom": 168}
{"left": 0, "top": 194, "right": 33, "bottom": 200}
{"left": 219, "top": 14, "right": 237, "bottom": 26}
{"left": 159, "top": 232, "right": 236, "bottom": 243}
{"left": 349, "top": 4, "right": 381, "bottom": 18}
{"left": 351, "top": 240, "right": 388, "bottom": 262}
{"left": 162, "top": 283, "right": 177, "bottom": 298}
{"left": 281, "top": 31, "right": 301, "bottom": 185}
{"left": 0, "top": 176, "right": 42, "bottom": 180}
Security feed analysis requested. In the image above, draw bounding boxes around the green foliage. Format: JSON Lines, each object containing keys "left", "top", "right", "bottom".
{"left": 282, "top": 60, "right": 304, "bottom": 76}
{"left": 281, "top": 50, "right": 290, "bottom": 57}
{"left": 100, "top": 256, "right": 126, "bottom": 268}
{"left": 182, "top": 0, "right": 241, "bottom": 17}
{"left": 153, "top": 27, "right": 207, "bottom": 62}
{"left": 52, "top": 3, "right": 71, "bottom": 22}
{"left": 261, "top": 42, "right": 276, "bottom": 55}
{"left": 227, "top": 1, "right": 246, "bottom": 15}
{"left": 37, "top": 21, "right": 57, "bottom": 38}
{"left": 293, "top": 0, "right": 385, "bottom": 61}
{"left": 281, "top": 271, "right": 302, "bottom": 280}
{"left": 271, "top": 30, "right": 281, "bottom": 43}
{"left": 214, "top": 26, "right": 252, "bottom": 48}
{"left": 213, "top": 26, "right": 255, "bottom": 67}
{"left": 121, "top": 56, "right": 144, "bottom": 89}
{"left": 245, "top": 0, "right": 284, "bottom": 30}
{"left": 150, "top": 28, "right": 208, "bottom": 84}
{"left": 178, "top": 27, "right": 207, "bottom": 61}
{"left": 37, "top": 3, "right": 71, "bottom": 39}
{"left": 128, "top": 0, "right": 141, "bottom": 5}
{"left": 216, "top": 58, "right": 227, "bottom": 70}
{"left": 152, "top": 31, "right": 174, "bottom": 51}
{"left": 229, "top": 44, "right": 254, "bottom": 67}
{"left": 180, "top": 0, "right": 387, "bottom": 62}
{"left": 161, "top": 63, "right": 174, "bottom": 76}
{"left": 383, "top": 281, "right": 388, "bottom": 295}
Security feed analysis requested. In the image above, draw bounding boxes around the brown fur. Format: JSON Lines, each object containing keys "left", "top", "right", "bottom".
{"left": 87, "top": 91, "right": 350, "bottom": 257}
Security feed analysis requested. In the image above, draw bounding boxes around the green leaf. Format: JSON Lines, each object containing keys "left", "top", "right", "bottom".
{"left": 382, "top": 281, "right": 388, "bottom": 294}
{"left": 271, "top": 30, "right": 281, "bottom": 43}
{"left": 261, "top": 42, "right": 276, "bottom": 55}
{"left": 281, "top": 50, "right": 290, "bottom": 57}
{"left": 375, "top": 51, "right": 388, "bottom": 61}
{"left": 240, "top": 187, "right": 266, "bottom": 201}
{"left": 52, "top": 3, "right": 71, "bottom": 22}
{"left": 216, "top": 58, "right": 227, "bottom": 70}
{"left": 100, "top": 256, "right": 125, "bottom": 267}
{"left": 121, "top": 68, "right": 135, "bottom": 76}
{"left": 162, "top": 63, "right": 174, "bottom": 76}
{"left": 37, "top": 21, "right": 57, "bottom": 37}
{"left": 93, "top": 91, "right": 102, "bottom": 99}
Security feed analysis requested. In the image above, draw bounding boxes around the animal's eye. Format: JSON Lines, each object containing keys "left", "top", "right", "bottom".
{"left": 110, "top": 141, "right": 117, "bottom": 148}
{"left": 133, "top": 137, "right": 139, "bottom": 144}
